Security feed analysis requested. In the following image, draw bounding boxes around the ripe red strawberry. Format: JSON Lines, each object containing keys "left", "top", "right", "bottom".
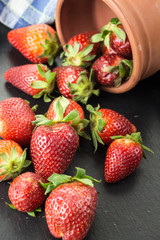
{"left": 0, "top": 139, "right": 30, "bottom": 181}
{"left": 91, "top": 18, "right": 132, "bottom": 59}
{"left": 30, "top": 123, "right": 79, "bottom": 181}
{"left": 8, "top": 172, "right": 45, "bottom": 215}
{"left": 87, "top": 104, "right": 136, "bottom": 151}
{"left": 52, "top": 65, "right": 99, "bottom": 104}
{"left": 43, "top": 167, "right": 99, "bottom": 240}
{"left": 7, "top": 24, "right": 60, "bottom": 65}
{"left": 91, "top": 54, "right": 133, "bottom": 87}
{"left": 4, "top": 64, "right": 56, "bottom": 102}
{"left": 60, "top": 31, "right": 100, "bottom": 67}
{"left": 0, "top": 97, "right": 36, "bottom": 146}
{"left": 104, "top": 132, "right": 153, "bottom": 183}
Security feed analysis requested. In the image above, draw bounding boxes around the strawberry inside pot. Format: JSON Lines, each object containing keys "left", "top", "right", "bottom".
{"left": 56, "top": 0, "right": 160, "bottom": 93}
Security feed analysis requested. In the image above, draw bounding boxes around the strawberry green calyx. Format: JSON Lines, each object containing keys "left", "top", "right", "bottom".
{"left": 68, "top": 69, "right": 99, "bottom": 104}
{"left": 33, "top": 96, "right": 90, "bottom": 139}
{"left": 41, "top": 167, "right": 101, "bottom": 195}
{"left": 39, "top": 31, "right": 60, "bottom": 66}
{"left": 30, "top": 64, "right": 56, "bottom": 103}
{"left": 111, "top": 132, "right": 154, "bottom": 157}
{"left": 91, "top": 17, "right": 126, "bottom": 50}
{"left": 6, "top": 203, "right": 41, "bottom": 217}
{"left": 24, "top": 100, "right": 38, "bottom": 112}
{"left": 27, "top": 207, "right": 41, "bottom": 217}
{"left": 104, "top": 59, "right": 133, "bottom": 87}
{"left": 87, "top": 104, "right": 106, "bottom": 151}
{"left": 60, "top": 41, "right": 96, "bottom": 68}
{"left": 0, "top": 148, "right": 31, "bottom": 181}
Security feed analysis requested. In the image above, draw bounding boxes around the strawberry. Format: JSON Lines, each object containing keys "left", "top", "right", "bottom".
{"left": 7, "top": 24, "right": 60, "bottom": 65}
{"left": 33, "top": 96, "right": 90, "bottom": 139}
{"left": 0, "top": 140, "right": 30, "bottom": 181}
{"left": 42, "top": 167, "right": 99, "bottom": 240}
{"left": 52, "top": 65, "right": 99, "bottom": 104}
{"left": 0, "top": 97, "right": 36, "bottom": 146}
{"left": 87, "top": 104, "right": 137, "bottom": 151}
{"left": 4, "top": 64, "right": 56, "bottom": 102}
{"left": 91, "top": 18, "right": 132, "bottom": 59}
{"left": 60, "top": 31, "right": 100, "bottom": 68}
{"left": 30, "top": 123, "right": 79, "bottom": 181}
{"left": 104, "top": 132, "right": 153, "bottom": 183}
{"left": 91, "top": 54, "right": 133, "bottom": 87}
{"left": 8, "top": 172, "right": 45, "bottom": 216}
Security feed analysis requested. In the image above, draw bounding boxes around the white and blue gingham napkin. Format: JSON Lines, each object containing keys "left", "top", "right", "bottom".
{"left": 0, "top": 0, "right": 57, "bottom": 29}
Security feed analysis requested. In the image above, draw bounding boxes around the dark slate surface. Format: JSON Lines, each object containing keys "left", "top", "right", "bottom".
{"left": 0, "top": 22, "right": 160, "bottom": 240}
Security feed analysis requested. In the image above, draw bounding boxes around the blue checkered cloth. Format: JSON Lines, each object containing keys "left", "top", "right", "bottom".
{"left": 0, "top": 0, "right": 57, "bottom": 29}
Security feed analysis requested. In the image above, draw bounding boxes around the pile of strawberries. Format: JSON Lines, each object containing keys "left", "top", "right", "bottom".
{"left": 0, "top": 18, "right": 152, "bottom": 240}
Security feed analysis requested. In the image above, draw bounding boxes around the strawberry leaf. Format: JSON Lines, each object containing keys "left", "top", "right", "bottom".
{"left": 35, "top": 207, "right": 41, "bottom": 212}
{"left": 75, "top": 178, "right": 94, "bottom": 187}
{"left": 82, "top": 55, "right": 96, "bottom": 62}
{"left": 47, "top": 173, "right": 71, "bottom": 187}
{"left": 31, "top": 104, "right": 38, "bottom": 112}
{"left": 87, "top": 104, "right": 106, "bottom": 151}
{"left": 78, "top": 44, "right": 94, "bottom": 58}
{"left": 0, "top": 152, "right": 9, "bottom": 162}
{"left": 27, "top": 211, "right": 36, "bottom": 217}
{"left": 67, "top": 70, "right": 99, "bottom": 104}
{"left": 78, "top": 131, "right": 91, "bottom": 140}
{"left": 104, "top": 33, "right": 111, "bottom": 50}
{"left": 121, "top": 59, "right": 133, "bottom": 78}
{"left": 0, "top": 148, "right": 31, "bottom": 181}
{"left": 73, "top": 167, "right": 101, "bottom": 187}
{"left": 6, "top": 203, "right": 16, "bottom": 209}
{"left": 86, "top": 104, "right": 95, "bottom": 112}
{"left": 32, "top": 115, "right": 53, "bottom": 127}
{"left": 113, "top": 26, "right": 126, "bottom": 43}
{"left": 63, "top": 110, "right": 79, "bottom": 122}
{"left": 110, "top": 17, "right": 121, "bottom": 25}
{"left": 43, "top": 93, "right": 51, "bottom": 103}
{"left": 33, "top": 90, "right": 45, "bottom": 99}
{"left": 111, "top": 132, "right": 154, "bottom": 155}
{"left": 114, "top": 76, "right": 122, "bottom": 87}
{"left": 37, "top": 64, "right": 47, "bottom": 78}
{"left": 43, "top": 173, "right": 72, "bottom": 194}
{"left": 53, "top": 96, "right": 69, "bottom": 122}
{"left": 39, "top": 31, "right": 60, "bottom": 66}
{"left": 119, "top": 62, "right": 126, "bottom": 78}
{"left": 91, "top": 33, "right": 103, "bottom": 43}
{"left": 73, "top": 41, "right": 80, "bottom": 54}
{"left": 30, "top": 81, "right": 48, "bottom": 89}
{"left": 74, "top": 167, "right": 86, "bottom": 178}
{"left": 97, "top": 118, "right": 106, "bottom": 132}
{"left": 48, "top": 55, "right": 54, "bottom": 66}
{"left": 65, "top": 43, "right": 75, "bottom": 55}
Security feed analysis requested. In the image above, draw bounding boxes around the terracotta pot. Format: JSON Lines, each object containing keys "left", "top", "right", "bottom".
{"left": 55, "top": 0, "right": 160, "bottom": 93}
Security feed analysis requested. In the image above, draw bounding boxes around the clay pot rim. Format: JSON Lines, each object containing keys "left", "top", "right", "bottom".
{"left": 55, "top": 0, "right": 143, "bottom": 93}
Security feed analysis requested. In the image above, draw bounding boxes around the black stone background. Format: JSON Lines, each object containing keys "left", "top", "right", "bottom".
{"left": 0, "top": 22, "right": 160, "bottom": 240}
